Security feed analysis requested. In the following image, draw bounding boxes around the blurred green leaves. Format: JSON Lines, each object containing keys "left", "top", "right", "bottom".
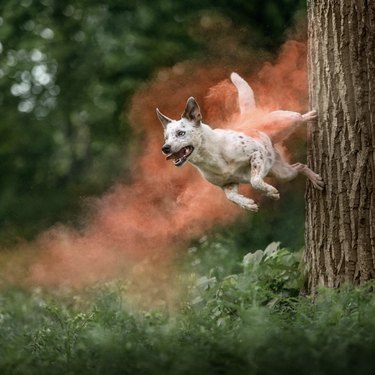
{"left": 187, "top": 239, "right": 302, "bottom": 320}
{"left": 2, "top": 239, "right": 375, "bottom": 374}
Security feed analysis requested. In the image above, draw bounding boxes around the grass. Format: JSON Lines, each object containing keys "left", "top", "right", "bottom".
{"left": 1, "top": 236, "right": 375, "bottom": 374}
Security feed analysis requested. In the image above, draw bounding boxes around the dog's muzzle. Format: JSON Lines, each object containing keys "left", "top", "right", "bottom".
{"left": 162, "top": 144, "right": 171, "bottom": 154}
{"left": 163, "top": 145, "right": 194, "bottom": 167}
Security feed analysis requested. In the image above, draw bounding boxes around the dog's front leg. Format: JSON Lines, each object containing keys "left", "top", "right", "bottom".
{"left": 223, "top": 184, "right": 258, "bottom": 211}
{"left": 250, "top": 151, "right": 280, "bottom": 200}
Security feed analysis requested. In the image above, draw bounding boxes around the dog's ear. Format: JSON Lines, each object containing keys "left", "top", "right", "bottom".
{"left": 182, "top": 97, "right": 202, "bottom": 125}
{"left": 156, "top": 108, "right": 173, "bottom": 128}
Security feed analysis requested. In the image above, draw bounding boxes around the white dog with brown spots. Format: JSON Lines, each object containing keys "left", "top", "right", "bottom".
{"left": 156, "top": 73, "right": 323, "bottom": 211}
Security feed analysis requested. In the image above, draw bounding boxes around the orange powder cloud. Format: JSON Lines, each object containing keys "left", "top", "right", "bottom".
{"left": 0, "top": 41, "right": 308, "bottom": 293}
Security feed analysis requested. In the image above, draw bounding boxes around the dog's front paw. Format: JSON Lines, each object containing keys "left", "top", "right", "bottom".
{"left": 243, "top": 202, "right": 259, "bottom": 212}
{"left": 266, "top": 187, "right": 280, "bottom": 200}
{"left": 243, "top": 203, "right": 259, "bottom": 212}
{"left": 239, "top": 197, "right": 258, "bottom": 212}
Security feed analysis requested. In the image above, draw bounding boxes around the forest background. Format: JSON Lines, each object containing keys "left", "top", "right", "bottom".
{"left": 2, "top": 1, "right": 374, "bottom": 374}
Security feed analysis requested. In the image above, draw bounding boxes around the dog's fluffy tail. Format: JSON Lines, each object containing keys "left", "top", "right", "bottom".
{"left": 230, "top": 72, "right": 256, "bottom": 114}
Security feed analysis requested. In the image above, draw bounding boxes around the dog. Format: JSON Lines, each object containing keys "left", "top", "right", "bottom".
{"left": 156, "top": 73, "right": 323, "bottom": 211}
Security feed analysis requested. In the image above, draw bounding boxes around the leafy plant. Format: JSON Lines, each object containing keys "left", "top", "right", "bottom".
{"left": 2, "top": 241, "right": 375, "bottom": 374}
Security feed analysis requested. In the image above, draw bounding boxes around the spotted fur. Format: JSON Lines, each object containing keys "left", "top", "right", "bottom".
{"left": 156, "top": 73, "right": 323, "bottom": 211}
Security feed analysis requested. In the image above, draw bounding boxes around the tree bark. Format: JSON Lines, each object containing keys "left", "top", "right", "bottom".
{"left": 305, "top": 0, "right": 375, "bottom": 294}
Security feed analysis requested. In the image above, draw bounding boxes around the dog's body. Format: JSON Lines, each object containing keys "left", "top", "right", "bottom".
{"left": 157, "top": 73, "right": 323, "bottom": 211}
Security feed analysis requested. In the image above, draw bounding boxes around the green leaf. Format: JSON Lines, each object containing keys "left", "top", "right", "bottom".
{"left": 243, "top": 250, "right": 264, "bottom": 268}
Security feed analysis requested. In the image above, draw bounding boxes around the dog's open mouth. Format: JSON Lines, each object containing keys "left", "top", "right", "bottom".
{"left": 165, "top": 146, "right": 194, "bottom": 167}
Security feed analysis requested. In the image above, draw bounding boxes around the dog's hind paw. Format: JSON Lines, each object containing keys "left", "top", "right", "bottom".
{"left": 292, "top": 162, "right": 324, "bottom": 191}
{"left": 311, "top": 174, "right": 324, "bottom": 190}
{"left": 302, "top": 110, "right": 317, "bottom": 122}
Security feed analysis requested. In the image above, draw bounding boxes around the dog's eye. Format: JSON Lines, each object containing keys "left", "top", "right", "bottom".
{"left": 177, "top": 131, "right": 186, "bottom": 137}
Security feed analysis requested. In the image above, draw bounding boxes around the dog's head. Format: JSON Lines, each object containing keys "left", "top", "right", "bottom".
{"left": 156, "top": 97, "right": 203, "bottom": 167}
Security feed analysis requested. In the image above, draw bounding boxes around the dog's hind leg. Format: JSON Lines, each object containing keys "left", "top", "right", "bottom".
{"left": 230, "top": 72, "right": 256, "bottom": 113}
{"left": 270, "top": 149, "right": 324, "bottom": 190}
{"left": 223, "top": 184, "right": 259, "bottom": 211}
{"left": 291, "top": 163, "right": 324, "bottom": 190}
{"left": 264, "top": 110, "right": 317, "bottom": 144}
{"left": 249, "top": 151, "right": 280, "bottom": 200}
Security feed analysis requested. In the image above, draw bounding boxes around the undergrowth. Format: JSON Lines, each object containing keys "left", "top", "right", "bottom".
{"left": 1, "top": 237, "right": 375, "bottom": 374}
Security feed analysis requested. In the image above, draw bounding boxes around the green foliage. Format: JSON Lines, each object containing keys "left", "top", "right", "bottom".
{"left": 2, "top": 239, "right": 375, "bottom": 374}
{"left": 185, "top": 239, "right": 303, "bottom": 327}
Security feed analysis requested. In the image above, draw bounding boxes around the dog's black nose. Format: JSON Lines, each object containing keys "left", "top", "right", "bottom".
{"left": 162, "top": 144, "right": 171, "bottom": 154}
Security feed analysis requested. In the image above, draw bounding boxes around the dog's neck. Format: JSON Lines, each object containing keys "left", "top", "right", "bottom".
{"left": 188, "top": 123, "right": 220, "bottom": 167}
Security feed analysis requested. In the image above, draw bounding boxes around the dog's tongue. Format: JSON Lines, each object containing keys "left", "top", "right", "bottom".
{"left": 166, "top": 148, "right": 185, "bottom": 160}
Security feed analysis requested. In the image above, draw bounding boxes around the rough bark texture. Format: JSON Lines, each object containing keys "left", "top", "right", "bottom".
{"left": 305, "top": 0, "right": 375, "bottom": 294}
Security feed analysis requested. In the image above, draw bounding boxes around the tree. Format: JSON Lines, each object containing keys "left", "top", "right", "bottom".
{"left": 305, "top": 0, "right": 375, "bottom": 293}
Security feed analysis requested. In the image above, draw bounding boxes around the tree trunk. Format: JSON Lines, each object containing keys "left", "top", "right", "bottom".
{"left": 305, "top": 0, "right": 375, "bottom": 294}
